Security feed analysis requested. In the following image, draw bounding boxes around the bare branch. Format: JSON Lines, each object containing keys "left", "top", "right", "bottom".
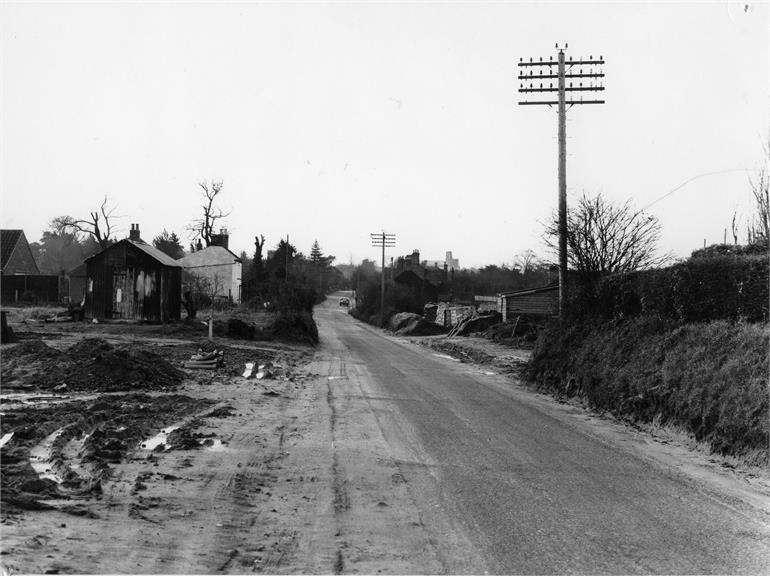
{"left": 52, "top": 196, "right": 118, "bottom": 249}
{"left": 544, "top": 192, "right": 666, "bottom": 284}
{"left": 189, "top": 180, "right": 230, "bottom": 246}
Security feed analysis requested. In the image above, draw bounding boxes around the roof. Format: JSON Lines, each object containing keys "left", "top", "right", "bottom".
{"left": 177, "top": 245, "right": 242, "bottom": 268}
{"left": 499, "top": 284, "right": 559, "bottom": 298}
{"left": 1, "top": 229, "right": 24, "bottom": 270}
{"left": 128, "top": 240, "right": 182, "bottom": 267}
{"left": 85, "top": 239, "right": 181, "bottom": 267}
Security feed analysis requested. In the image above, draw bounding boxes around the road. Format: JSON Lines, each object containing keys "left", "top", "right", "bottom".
{"left": 3, "top": 294, "right": 768, "bottom": 574}
{"left": 311, "top": 293, "right": 770, "bottom": 574}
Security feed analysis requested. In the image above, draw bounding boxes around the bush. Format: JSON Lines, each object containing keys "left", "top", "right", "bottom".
{"left": 268, "top": 310, "right": 319, "bottom": 345}
{"left": 528, "top": 316, "right": 769, "bottom": 465}
{"left": 568, "top": 254, "right": 769, "bottom": 323}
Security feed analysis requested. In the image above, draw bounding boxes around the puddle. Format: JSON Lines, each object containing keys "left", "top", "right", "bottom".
{"left": 0, "top": 432, "right": 13, "bottom": 448}
{"left": 432, "top": 353, "right": 461, "bottom": 362}
{"left": 140, "top": 425, "right": 181, "bottom": 451}
{"left": 1, "top": 393, "right": 71, "bottom": 404}
{"left": 29, "top": 429, "right": 65, "bottom": 484}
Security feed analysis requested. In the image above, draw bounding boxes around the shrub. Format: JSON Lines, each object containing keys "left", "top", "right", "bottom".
{"left": 528, "top": 316, "right": 769, "bottom": 464}
{"left": 568, "top": 254, "right": 769, "bottom": 323}
{"left": 268, "top": 310, "right": 319, "bottom": 345}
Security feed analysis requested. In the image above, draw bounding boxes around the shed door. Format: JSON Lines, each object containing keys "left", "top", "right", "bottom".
{"left": 112, "top": 268, "right": 135, "bottom": 319}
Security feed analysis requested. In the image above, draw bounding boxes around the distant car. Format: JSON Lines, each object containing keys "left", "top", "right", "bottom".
{"left": 339, "top": 297, "right": 350, "bottom": 307}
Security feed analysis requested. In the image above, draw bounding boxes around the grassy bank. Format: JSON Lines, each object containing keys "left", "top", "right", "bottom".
{"left": 527, "top": 317, "right": 769, "bottom": 465}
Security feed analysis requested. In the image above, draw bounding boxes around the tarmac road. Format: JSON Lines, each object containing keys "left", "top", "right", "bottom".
{"left": 3, "top": 296, "right": 768, "bottom": 574}
{"left": 316, "top": 292, "right": 770, "bottom": 574}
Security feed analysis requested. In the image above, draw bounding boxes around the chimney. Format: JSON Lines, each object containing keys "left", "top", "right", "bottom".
{"left": 209, "top": 227, "right": 229, "bottom": 249}
{"left": 129, "top": 224, "right": 141, "bottom": 242}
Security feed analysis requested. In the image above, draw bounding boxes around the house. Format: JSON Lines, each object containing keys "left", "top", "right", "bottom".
{"left": 1, "top": 229, "right": 40, "bottom": 275}
{"left": 1, "top": 229, "right": 59, "bottom": 304}
{"left": 177, "top": 229, "right": 242, "bottom": 304}
{"left": 84, "top": 224, "right": 181, "bottom": 321}
{"left": 500, "top": 285, "right": 558, "bottom": 321}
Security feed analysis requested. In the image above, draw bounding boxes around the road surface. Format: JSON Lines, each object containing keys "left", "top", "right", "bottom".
{"left": 3, "top": 294, "right": 768, "bottom": 574}
{"left": 310, "top": 293, "right": 770, "bottom": 574}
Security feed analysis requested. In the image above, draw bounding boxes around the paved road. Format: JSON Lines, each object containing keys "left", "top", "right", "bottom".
{"left": 317, "top": 294, "right": 770, "bottom": 574}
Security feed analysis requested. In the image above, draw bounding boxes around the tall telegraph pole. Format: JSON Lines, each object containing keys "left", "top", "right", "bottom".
{"left": 370, "top": 232, "right": 396, "bottom": 327}
{"left": 518, "top": 44, "right": 605, "bottom": 316}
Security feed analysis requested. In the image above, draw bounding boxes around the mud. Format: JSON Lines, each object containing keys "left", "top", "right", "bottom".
{"left": 2, "top": 338, "right": 186, "bottom": 392}
{"left": 1, "top": 393, "right": 216, "bottom": 514}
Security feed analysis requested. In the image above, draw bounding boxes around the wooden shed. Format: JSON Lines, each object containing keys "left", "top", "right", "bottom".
{"left": 84, "top": 226, "right": 181, "bottom": 322}
{"left": 500, "top": 285, "right": 558, "bottom": 321}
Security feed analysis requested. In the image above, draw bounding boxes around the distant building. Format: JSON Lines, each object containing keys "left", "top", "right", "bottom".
{"left": 1, "top": 229, "right": 59, "bottom": 304}
{"left": 1, "top": 229, "right": 40, "bottom": 275}
{"left": 423, "top": 251, "right": 460, "bottom": 271}
{"left": 500, "top": 285, "right": 558, "bottom": 320}
{"left": 177, "top": 229, "right": 242, "bottom": 303}
{"left": 84, "top": 224, "right": 182, "bottom": 321}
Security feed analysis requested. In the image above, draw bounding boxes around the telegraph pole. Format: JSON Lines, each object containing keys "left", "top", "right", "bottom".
{"left": 370, "top": 232, "right": 396, "bottom": 327}
{"left": 518, "top": 44, "right": 605, "bottom": 316}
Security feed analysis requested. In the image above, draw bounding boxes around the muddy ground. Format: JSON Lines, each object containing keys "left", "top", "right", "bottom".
{"left": 0, "top": 312, "right": 314, "bottom": 573}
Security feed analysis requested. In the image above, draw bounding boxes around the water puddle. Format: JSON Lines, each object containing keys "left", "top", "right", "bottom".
{"left": 140, "top": 425, "right": 181, "bottom": 451}
{"left": 432, "top": 353, "right": 461, "bottom": 362}
{"left": 1, "top": 393, "right": 71, "bottom": 405}
{"left": 0, "top": 432, "right": 14, "bottom": 448}
{"left": 30, "top": 429, "right": 65, "bottom": 484}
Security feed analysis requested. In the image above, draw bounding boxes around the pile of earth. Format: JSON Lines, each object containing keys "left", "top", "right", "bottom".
{"left": 0, "top": 393, "right": 217, "bottom": 515}
{"left": 1, "top": 338, "right": 186, "bottom": 392}
{"left": 389, "top": 312, "right": 447, "bottom": 336}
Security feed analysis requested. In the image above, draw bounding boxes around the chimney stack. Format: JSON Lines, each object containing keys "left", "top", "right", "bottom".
{"left": 209, "top": 227, "right": 229, "bottom": 250}
{"left": 129, "top": 224, "right": 141, "bottom": 242}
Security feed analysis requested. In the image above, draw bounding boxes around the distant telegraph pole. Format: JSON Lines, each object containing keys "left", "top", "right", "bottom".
{"left": 370, "top": 232, "right": 396, "bottom": 327}
{"left": 518, "top": 44, "right": 605, "bottom": 316}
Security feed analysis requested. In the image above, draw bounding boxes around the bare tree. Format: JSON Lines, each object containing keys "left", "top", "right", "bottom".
{"left": 52, "top": 196, "right": 117, "bottom": 249}
{"left": 513, "top": 249, "right": 540, "bottom": 274}
{"left": 189, "top": 180, "right": 230, "bottom": 246}
{"left": 747, "top": 165, "right": 769, "bottom": 247}
{"left": 544, "top": 192, "right": 667, "bottom": 282}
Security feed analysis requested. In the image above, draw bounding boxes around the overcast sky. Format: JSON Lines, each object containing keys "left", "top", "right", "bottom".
{"left": 1, "top": 1, "right": 768, "bottom": 268}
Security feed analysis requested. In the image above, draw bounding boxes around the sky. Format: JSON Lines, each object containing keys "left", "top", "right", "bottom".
{"left": 1, "top": 1, "right": 768, "bottom": 269}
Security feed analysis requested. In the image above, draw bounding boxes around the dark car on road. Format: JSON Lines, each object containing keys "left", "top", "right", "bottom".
{"left": 339, "top": 297, "right": 350, "bottom": 307}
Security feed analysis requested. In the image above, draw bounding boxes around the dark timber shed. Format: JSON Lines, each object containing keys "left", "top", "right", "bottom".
{"left": 500, "top": 285, "right": 558, "bottom": 321}
{"left": 84, "top": 225, "right": 181, "bottom": 322}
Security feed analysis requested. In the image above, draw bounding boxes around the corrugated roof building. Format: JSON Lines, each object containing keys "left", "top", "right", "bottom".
{"left": 84, "top": 224, "right": 181, "bottom": 322}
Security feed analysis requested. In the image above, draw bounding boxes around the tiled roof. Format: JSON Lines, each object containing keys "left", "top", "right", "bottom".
{"left": 1, "top": 229, "right": 24, "bottom": 270}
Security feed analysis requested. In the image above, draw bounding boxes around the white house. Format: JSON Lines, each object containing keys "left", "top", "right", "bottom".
{"left": 177, "top": 234, "right": 242, "bottom": 304}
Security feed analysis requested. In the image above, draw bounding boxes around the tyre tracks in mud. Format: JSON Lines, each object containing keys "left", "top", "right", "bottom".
{"left": 311, "top": 332, "right": 445, "bottom": 575}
